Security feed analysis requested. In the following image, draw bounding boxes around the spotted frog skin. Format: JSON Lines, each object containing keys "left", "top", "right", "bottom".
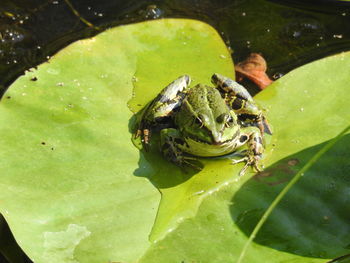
{"left": 135, "top": 74, "right": 271, "bottom": 176}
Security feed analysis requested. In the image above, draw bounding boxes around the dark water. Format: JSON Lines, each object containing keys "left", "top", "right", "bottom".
{"left": 1, "top": 0, "right": 350, "bottom": 94}
{"left": 0, "top": 0, "right": 350, "bottom": 262}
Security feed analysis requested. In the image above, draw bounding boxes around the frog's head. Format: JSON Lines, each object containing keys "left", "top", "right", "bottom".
{"left": 177, "top": 84, "right": 239, "bottom": 145}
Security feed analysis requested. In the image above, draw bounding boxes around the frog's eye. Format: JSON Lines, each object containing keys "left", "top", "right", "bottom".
{"left": 216, "top": 113, "right": 229, "bottom": 124}
{"left": 227, "top": 116, "right": 234, "bottom": 123}
{"left": 224, "top": 116, "right": 234, "bottom": 128}
{"left": 195, "top": 117, "right": 203, "bottom": 127}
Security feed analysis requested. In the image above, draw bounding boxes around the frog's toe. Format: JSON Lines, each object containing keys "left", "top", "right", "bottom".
{"left": 238, "top": 162, "right": 250, "bottom": 177}
{"left": 253, "top": 160, "right": 263, "bottom": 172}
{"left": 231, "top": 156, "right": 248, "bottom": 165}
{"left": 142, "top": 129, "right": 150, "bottom": 144}
{"left": 256, "top": 115, "right": 272, "bottom": 135}
{"left": 135, "top": 128, "right": 151, "bottom": 145}
{"left": 232, "top": 155, "right": 262, "bottom": 176}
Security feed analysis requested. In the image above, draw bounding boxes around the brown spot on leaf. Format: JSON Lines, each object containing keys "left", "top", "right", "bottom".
{"left": 288, "top": 158, "right": 299, "bottom": 166}
{"left": 255, "top": 170, "right": 273, "bottom": 178}
{"left": 254, "top": 160, "right": 297, "bottom": 186}
{"left": 267, "top": 178, "right": 290, "bottom": 186}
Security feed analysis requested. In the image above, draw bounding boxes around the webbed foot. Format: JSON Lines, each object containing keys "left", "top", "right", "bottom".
{"left": 231, "top": 155, "right": 262, "bottom": 176}
{"left": 160, "top": 128, "right": 202, "bottom": 171}
{"left": 135, "top": 125, "right": 151, "bottom": 145}
{"left": 231, "top": 129, "right": 264, "bottom": 176}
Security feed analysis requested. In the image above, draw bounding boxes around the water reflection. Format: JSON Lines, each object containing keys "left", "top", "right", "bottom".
{"left": 280, "top": 19, "right": 325, "bottom": 46}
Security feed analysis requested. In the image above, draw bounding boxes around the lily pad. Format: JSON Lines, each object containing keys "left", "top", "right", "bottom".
{"left": 0, "top": 18, "right": 349, "bottom": 263}
{"left": 0, "top": 19, "right": 234, "bottom": 263}
{"left": 139, "top": 52, "right": 350, "bottom": 262}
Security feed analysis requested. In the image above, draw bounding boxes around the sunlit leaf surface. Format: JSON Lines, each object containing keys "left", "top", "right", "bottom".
{"left": 0, "top": 19, "right": 349, "bottom": 263}
{"left": 140, "top": 51, "right": 350, "bottom": 262}
{"left": 0, "top": 19, "right": 233, "bottom": 263}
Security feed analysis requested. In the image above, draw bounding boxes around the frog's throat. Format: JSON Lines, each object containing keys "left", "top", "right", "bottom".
{"left": 181, "top": 135, "right": 241, "bottom": 157}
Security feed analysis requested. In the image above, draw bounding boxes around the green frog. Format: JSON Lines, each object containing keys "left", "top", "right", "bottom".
{"left": 135, "top": 74, "right": 271, "bottom": 176}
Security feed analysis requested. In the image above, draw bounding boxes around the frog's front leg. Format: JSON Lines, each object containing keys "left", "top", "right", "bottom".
{"left": 160, "top": 128, "right": 201, "bottom": 170}
{"left": 232, "top": 127, "right": 264, "bottom": 176}
{"left": 135, "top": 75, "right": 191, "bottom": 145}
{"left": 211, "top": 73, "right": 272, "bottom": 135}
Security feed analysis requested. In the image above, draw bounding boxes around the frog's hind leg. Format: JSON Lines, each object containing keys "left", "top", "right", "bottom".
{"left": 135, "top": 75, "right": 191, "bottom": 145}
{"left": 231, "top": 127, "right": 264, "bottom": 176}
{"left": 211, "top": 73, "right": 254, "bottom": 101}
{"left": 211, "top": 73, "right": 272, "bottom": 135}
{"left": 230, "top": 98, "right": 270, "bottom": 136}
{"left": 160, "top": 128, "right": 201, "bottom": 170}
{"left": 156, "top": 75, "right": 191, "bottom": 105}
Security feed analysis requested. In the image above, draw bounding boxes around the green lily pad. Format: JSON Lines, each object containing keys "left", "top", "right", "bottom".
{"left": 139, "top": 52, "right": 350, "bottom": 262}
{"left": 0, "top": 18, "right": 349, "bottom": 263}
{"left": 0, "top": 19, "right": 234, "bottom": 263}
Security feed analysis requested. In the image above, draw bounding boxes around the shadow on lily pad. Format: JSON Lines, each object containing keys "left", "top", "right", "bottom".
{"left": 230, "top": 134, "right": 350, "bottom": 259}
{"left": 128, "top": 113, "right": 199, "bottom": 189}
{"left": 0, "top": 214, "right": 32, "bottom": 263}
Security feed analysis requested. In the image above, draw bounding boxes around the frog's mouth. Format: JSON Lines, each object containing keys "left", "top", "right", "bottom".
{"left": 185, "top": 129, "right": 239, "bottom": 146}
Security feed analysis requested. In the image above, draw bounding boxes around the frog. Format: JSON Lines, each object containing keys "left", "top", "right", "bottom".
{"left": 135, "top": 73, "right": 271, "bottom": 176}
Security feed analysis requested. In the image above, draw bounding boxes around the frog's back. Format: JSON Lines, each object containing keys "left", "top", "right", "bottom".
{"left": 186, "top": 84, "right": 228, "bottom": 114}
